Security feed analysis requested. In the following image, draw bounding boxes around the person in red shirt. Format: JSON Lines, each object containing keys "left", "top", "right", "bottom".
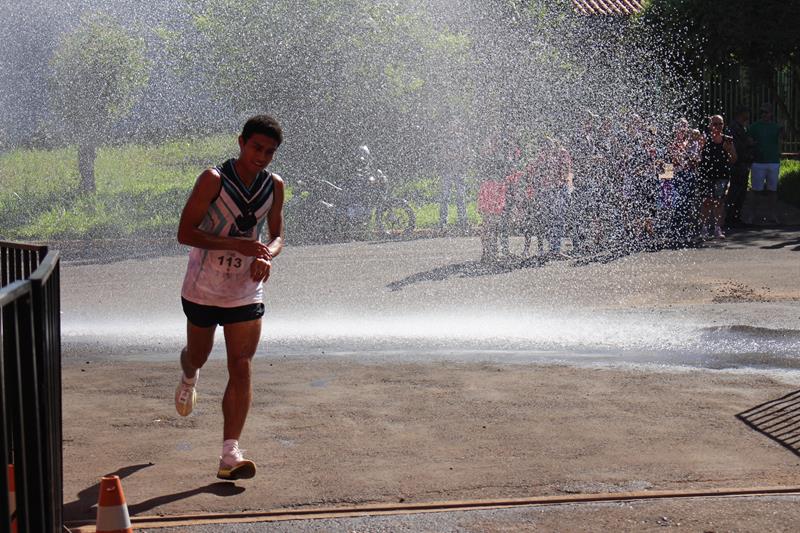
{"left": 525, "top": 137, "right": 573, "bottom": 257}
{"left": 477, "top": 177, "right": 507, "bottom": 262}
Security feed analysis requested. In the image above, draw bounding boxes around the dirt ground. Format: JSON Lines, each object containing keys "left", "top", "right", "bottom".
{"left": 59, "top": 229, "right": 800, "bottom": 531}
{"left": 62, "top": 358, "right": 800, "bottom": 529}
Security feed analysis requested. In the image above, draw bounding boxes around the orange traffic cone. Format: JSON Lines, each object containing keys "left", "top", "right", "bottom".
{"left": 96, "top": 475, "right": 132, "bottom": 533}
{"left": 7, "top": 464, "right": 16, "bottom": 533}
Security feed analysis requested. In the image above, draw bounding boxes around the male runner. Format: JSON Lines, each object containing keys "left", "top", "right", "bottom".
{"left": 175, "top": 115, "right": 284, "bottom": 480}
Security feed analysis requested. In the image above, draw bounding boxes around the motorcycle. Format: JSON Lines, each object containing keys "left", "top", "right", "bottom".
{"left": 285, "top": 157, "right": 416, "bottom": 243}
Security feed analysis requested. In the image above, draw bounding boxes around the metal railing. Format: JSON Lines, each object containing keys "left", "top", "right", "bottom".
{"left": 699, "top": 65, "right": 799, "bottom": 154}
{"left": 1, "top": 241, "right": 62, "bottom": 533}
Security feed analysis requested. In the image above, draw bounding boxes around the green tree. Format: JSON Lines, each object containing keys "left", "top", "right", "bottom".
{"left": 182, "top": 0, "right": 473, "bottom": 177}
{"left": 641, "top": 0, "right": 800, "bottom": 130}
{"left": 641, "top": 0, "right": 799, "bottom": 71}
{"left": 49, "top": 13, "right": 149, "bottom": 193}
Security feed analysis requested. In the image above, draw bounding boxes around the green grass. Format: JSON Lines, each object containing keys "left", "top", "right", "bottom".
{"left": 399, "top": 175, "right": 482, "bottom": 228}
{"left": 38, "top": 136, "right": 800, "bottom": 242}
{"left": 0, "top": 137, "right": 484, "bottom": 242}
{"left": 4, "top": 135, "right": 796, "bottom": 242}
{"left": 414, "top": 202, "right": 482, "bottom": 228}
{"left": 779, "top": 159, "right": 800, "bottom": 209}
{"left": 0, "top": 136, "right": 235, "bottom": 241}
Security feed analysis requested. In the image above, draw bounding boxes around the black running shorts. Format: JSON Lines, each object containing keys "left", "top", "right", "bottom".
{"left": 181, "top": 297, "right": 265, "bottom": 328}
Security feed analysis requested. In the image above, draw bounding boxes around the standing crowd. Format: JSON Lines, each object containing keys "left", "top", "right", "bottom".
{"left": 474, "top": 104, "right": 783, "bottom": 262}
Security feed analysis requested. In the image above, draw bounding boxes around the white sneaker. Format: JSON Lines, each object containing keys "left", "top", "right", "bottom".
{"left": 217, "top": 444, "right": 256, "bottom": 480}
{"left": 714, "top": 226, "right": 725, "bottom": 239}
{"left": 174, "top": 371, "right": 198, "bottom": 417}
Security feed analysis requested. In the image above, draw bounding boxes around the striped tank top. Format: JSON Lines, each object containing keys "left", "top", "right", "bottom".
{"left": 181, "top": 159, "right": 275, "bottom": 307}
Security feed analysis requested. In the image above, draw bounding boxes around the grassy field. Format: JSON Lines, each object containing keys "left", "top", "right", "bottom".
{"left": 1, "top": 138, "right": 797, "bottom": 242}
{"left": 1, "top": 136, "right": 238, "bottom": 241}
{"left": 0, "top": 136, "right": 478, "bottom": 242}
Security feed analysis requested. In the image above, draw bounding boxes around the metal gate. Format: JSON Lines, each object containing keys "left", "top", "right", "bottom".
{"left": 699, "top": 65, "right": 799, "bottom": 154}
{"left": 0, "top": 241, "right": 62, "bottom": 533}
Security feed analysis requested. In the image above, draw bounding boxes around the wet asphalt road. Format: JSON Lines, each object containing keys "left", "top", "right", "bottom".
{"left": 60, "top": 230, "right": 800, "bottom": 371}
{"left": 57, "top": 230, "right": 800, "bottom": 531}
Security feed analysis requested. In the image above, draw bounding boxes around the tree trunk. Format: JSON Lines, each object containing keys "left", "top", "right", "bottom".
{"left": 78, "top": 142, "right": 96, "bottom": 194}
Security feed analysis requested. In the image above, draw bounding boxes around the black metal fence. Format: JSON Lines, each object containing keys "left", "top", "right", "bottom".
{"left": 699, "top": 65, "right": 799, "bottom": 154}
{"left": 1, "top": 241, "right": 62, "bottom": 533}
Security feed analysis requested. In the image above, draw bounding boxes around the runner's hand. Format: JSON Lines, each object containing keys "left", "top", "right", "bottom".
{"left": 237, "top": 240, "right": 270, "bottom": 257}
{"left": 250, "top": 257, "right": 271, "bottom": 282}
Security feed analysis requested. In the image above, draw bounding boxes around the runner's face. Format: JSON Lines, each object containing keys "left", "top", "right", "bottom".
{"left": 238, "top": 133, "right": 279, "bottom": 174}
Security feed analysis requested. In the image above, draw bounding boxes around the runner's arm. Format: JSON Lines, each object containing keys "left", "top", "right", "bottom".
{"left": 263, "top": 174, "right": 285, "bottom": 259}
{"left": 177, "top": 169, "right": 269, "bottom": 257}
{"left": 249, "top": 175, "right": 284, "bottom": 282}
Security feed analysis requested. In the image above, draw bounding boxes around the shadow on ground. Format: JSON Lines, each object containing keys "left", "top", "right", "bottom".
{"left": 387, "top": 227, "right": 800, "bottom": 290}
{"left": 63, "top": 463, "right": 244, "bottom": 523}
{"left": 386, "top": 256, "right": 547, "bottom": 291}
{"left": 737, "top": 389, "right": 800, "bottom": 458}
{"left": 760, "top": 235, "right": 800, "bottom": 252}
{"left": 725, "top": 226, "right": 800, "bottom": 251}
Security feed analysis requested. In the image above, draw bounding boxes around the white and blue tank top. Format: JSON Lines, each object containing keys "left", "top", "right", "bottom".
{"left": 181, "top": 159, "right": 276, "bottom": 307}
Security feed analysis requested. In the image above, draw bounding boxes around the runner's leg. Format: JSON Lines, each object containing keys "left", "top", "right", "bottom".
{"left": 221, "top": 318, "right": 262, "bottom": 441}
{"left": 182, "top": 321, "right": 216, "bottom": 377}
{"left": 176, "top": 321, "right": 215, "bottom": 416}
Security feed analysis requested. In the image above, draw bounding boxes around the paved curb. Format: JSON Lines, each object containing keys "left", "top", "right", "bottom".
{"left": 64, "top": 485, "right": 800, "bottom": 531}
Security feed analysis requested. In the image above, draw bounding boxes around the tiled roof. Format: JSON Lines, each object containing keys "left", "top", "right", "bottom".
{"left": 572, "top": 0, "right": 644, "bottom": 16}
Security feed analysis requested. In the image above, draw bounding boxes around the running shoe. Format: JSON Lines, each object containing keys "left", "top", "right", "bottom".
{"left": 714, "top": 226, "right": 726, "bottom": 239}
{"left": 174, "top": 371, "right": 198, "bottom": 417}
{"left": 217, "top": 444, "right": 256, "bottom": 480}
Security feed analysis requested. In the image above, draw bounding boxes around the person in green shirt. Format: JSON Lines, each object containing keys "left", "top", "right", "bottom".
{"left": 748, "top": 103, "right": 783, "bottom": 223}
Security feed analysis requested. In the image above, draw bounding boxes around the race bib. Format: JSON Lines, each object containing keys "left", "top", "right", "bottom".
{"left": 208, "top": 250, "right": 248, "bottom": 274}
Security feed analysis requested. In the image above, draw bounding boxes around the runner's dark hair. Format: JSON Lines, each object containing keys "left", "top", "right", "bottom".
{"left": 241, "top": 115, "right": 283, "bottom": 145}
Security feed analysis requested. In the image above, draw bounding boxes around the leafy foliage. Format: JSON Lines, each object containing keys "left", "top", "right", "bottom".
{"left": 48, "top": 13, "right": 151, "bottom": 192}
{"left": 183, "top": 0, "right": 474, "bottom": 179}
{"left": 49, "top": 13, "right": 150, "bottom": 142}
{"left": 779, "top": 159, "right": 800, "bottom": 209}
{"left": 640, "top": 0, "right": 800, "bottom": 77}
{"left": 640, "top": 0, "right": 800, "bottom": 139}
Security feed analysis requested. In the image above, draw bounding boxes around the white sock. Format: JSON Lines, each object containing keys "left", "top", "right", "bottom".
{"left": 222, "top": 439, "right": 239, "bottom": 456}
{"left": 182, "top": 369, "right": 198, "bottom": 385}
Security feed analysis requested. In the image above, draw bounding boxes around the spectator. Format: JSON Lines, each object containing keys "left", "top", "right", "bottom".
{"left": 475, "top": 132, "right": 503, "bottom": 260}
{"left": 437, "top": 118, "right": 468, "bottom": 233}
{"left": 698, "top": 115, "right": 737, "bottom": 239}
{"left": 656, "top": 170, "right": 676, "bottom": 233}
{"left": 530, "top": 137, "right": 572, "bottom": 257}
{"left": 671, "top": 127, "right": 704, "bottom": 245}
{"left": 597, "top": 115, "right": 627, "bottom": 254}
{"left": 748, "top": 103, "right": 783, "bottom": 224}
{"left": 665, "top": 119, "right": 690, "bottom": 245}
{"left": 569, "top": 112, "right": 601, "bottom": 254}
{"left": 726, "top": 106, "right": 754, "bottom": 228}
{"left": 520, "top": 151, "right": 544, "bottom": 258}
{"left": 621, "top": 115, "right": 659, "bottom": 251}
{"left": 477, "top": 176, "right": 507, "bottom": 262}
{"left": 497, "top": 140, "right": 524, "bottom": 257}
